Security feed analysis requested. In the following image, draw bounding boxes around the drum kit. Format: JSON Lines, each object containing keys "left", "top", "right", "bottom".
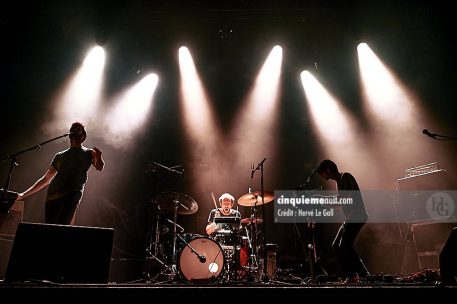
{"left": 145, "top": 190, "right": 275, "bottom": 284}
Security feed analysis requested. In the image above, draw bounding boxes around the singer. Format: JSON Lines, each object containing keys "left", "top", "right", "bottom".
{"left": 16, "top": 122, "right": 105, "bottom": 225}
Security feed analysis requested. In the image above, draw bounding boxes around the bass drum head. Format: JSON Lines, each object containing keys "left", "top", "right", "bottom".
{"left": 178, "top": 237, "right": 225, "bottom": 283}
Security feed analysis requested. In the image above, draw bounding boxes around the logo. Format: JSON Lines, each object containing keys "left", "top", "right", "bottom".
{"left": 426, "top": 192, "right": 455, "bottom": 220}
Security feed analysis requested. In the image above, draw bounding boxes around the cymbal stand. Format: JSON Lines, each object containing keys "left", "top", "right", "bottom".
{"left": 144, "top": 206, "right": 171, "bottom": 282}
{"left": 250, "top": 200, "right": 258, "bottom": 276}
{"left": 234, "top": 224, "right": 243, "bottom": 282}
{"left": 243, "top": 223, "right": 258, "bottom": 281}
{"left": 143, "top": 161, "right": 184, "bottom": 283}
{"left": 170, "top": 199, "right": 180, "bottom": 280}
{"left": 149, "top": 199, "right": 181, "bottom": 283}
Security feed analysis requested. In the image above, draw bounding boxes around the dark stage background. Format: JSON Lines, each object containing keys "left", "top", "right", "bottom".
{"left": 2, "top": 0, "right": 457, "bottom": 282}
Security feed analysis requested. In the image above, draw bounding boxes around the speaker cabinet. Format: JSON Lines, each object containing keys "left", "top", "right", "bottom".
{"left": 0, "top": 201, "right": 24, "bottom": 278}
{"left": 5, "top": 222, "right": 114, "bottom": 283}
{"left": 440, "top": 227, "right": 457, "bottom": 285}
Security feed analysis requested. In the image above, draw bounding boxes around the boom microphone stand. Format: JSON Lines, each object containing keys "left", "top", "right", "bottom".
{"left": 251, "top": 158, "right": 268, "bottom": 281}
{"left": 422, "top": 129, "right": 457, "bottom": 141}
{"left": 144, "top": 162, "right": 184, "bottom": 283}
{"left": 1, "top": 132, "right": 71, "bottom": 207}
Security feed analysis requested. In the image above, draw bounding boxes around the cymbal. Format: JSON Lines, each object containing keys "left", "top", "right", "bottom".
{"left": 237, "top": 191, "right": 274, "bottom": 207}
{"left": 155, "top": 191, "right": 198, "bottom": 215}
{"left": 240, "top": 217, "right": 263, "bottom": 225}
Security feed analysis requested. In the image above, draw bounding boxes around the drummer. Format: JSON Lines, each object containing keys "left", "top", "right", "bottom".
{"left": 206, "top": 193, "right": 241, "bottom": 235}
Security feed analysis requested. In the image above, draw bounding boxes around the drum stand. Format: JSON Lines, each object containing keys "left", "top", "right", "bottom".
{"left": 144, "top": 205, "right": 170, "bottom": 282}
{"left": 148, "top": 200, "right": 181, "bottom": 283}
{"left": 246, "top": 197, "right": 282, "bottom": 283}
{"left": 222, "top": 225, "right": 243, "bottom": 283}
{"left": 243, "top": 223, "right": 259, "bottom": 281}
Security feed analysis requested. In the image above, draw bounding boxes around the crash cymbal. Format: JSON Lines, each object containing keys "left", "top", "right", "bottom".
{"left": 155, "top": 191, "right": 198, "bottom": 215}
{"left": 240, "top": 217, "right": 264, "bottom": 225}
{"left": 237, "top": 191, "right": 274, "bottom": 207}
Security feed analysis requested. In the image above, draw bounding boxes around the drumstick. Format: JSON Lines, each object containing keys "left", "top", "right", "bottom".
{"left": 210, "top": 192, "right": 220, "bottom": 231}
{"left": 211, "top": 192, "right": 218, "bottom": 209}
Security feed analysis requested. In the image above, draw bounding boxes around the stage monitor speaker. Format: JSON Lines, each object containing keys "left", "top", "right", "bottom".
{"left": 440, "top": 227, "right": 457, "bottom": 285}
{"left": 5, "top": 222, "right": 114, "bottom": 283}
{"left": 0, "top": 202, "right": 24, "bottom": 278}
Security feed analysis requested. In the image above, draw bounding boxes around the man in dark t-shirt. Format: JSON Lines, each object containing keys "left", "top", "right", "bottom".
{"left": 206, "top": 193, "right": 241, "bottom": 236}
{"left": 16, "top": 122, "right": 105, "bottom": 225}
{"left": 317, "top": 159, "right": 369, "bottom": 283}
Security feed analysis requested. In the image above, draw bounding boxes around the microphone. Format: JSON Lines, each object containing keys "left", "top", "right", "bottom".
{"left": 251, "top": 158, "right": 266, "bottom": 179}
{"left": 198, "top": 255, "right": 206, "bottom": 263}
{"left": 422, "top": 129, "right": 436, "bottom": 139}
{"left": 66, "top": 131, "right": 77, "bottom": 136}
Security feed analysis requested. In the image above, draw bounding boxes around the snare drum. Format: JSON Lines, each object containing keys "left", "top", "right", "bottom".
{"left": 212, "top": 227, "right": 236, "bottom": 247}
{"left": 178, "top": 237, "right": 225, "bottom": 282}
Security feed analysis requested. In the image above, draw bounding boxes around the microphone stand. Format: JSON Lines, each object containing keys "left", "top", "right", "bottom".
{"left": 296, "top": 169, "right": 323, "bottom": 284}
{"left": 0, "top": 133, "right": 70, "bottom": 206}
{"left": 251, "top": 158, "right": 269, "bottom": 282}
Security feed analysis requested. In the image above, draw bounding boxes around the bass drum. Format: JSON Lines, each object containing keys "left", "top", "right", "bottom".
{"left": 178, "top": 237, "right": 225, "bottom": 283}
{"left": 161, "top": 233, "right": 202, "bottom": 264}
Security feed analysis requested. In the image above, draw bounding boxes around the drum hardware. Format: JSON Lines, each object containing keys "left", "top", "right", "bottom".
{"left": 207, "top": 210, "right": 266, "bottom": 283}
{"left": 247, "top": 157, "right": 275, "bottom": 282}
{"left": 144, "top": 205, "right": 170, "bottom": 281}
{"left": 240, "top": 216, "right": 263, "bottom": 225}
{"left": 179, "top": 237, "right": 225, "bottom": 283}
{"left": 145, "top": 191, "right": 198, "bottom": 283}
{"left": 155, "top": 191, "right": 198, "bottom": 215}
{"left": 237, "top": 190, "right": 274, "bottom": 207}
{"left": 242, "top": 224, "right": 259, "bottom": 281}
{"left": 214, "top": 216, "right": 241, "bottom": 224}
{"left": 219, "top": 224, "right": 245, "bottom": 283}
{"left": 176, "top": 234, "right": 207, "bottom": 263}
{"left": 214, "top": 229, "right": 232, "bottom": 234}
{"left": 238, "top": 189, "right": 267, "bottom": 279}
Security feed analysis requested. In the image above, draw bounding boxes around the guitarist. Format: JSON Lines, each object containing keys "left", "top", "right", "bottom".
{"left": 316, "top": 159, "right": 369, "bottom": 283}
